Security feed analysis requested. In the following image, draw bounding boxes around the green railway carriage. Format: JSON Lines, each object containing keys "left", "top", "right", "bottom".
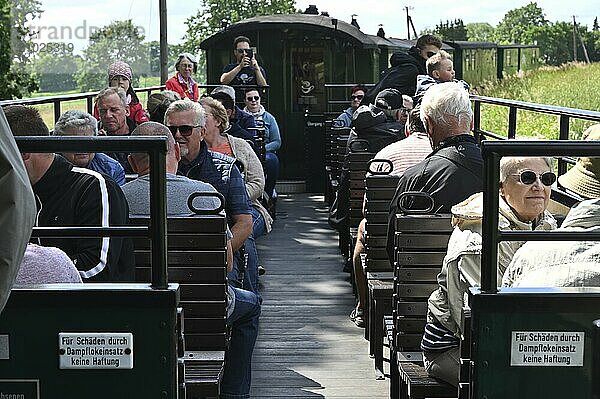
{"left": 200, "top": 14, "right": 385, "bottom": 181}
{"left": 200, "top": 14, "right": 456, "bottom": 185}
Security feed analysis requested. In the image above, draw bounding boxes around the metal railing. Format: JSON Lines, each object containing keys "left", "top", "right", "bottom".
{"left": 1, "top": 86, "right": 165, "bottom": 123}
{"left": 0, "top": 84, "right": 270, "bottom": 123}
{"left": 16, "top": 136, "right": 169, "bottom": 288}
{"left": 471, "top": 95, "right": 600, "bottom": 177}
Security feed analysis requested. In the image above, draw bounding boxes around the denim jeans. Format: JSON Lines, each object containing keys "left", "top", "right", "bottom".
{"left": 221, "top": 286, "right": 261, "bottom": 399}
{"left": 264, "top": 152, "right": 279, "bottom": 198}
{"left": 250, "top": 205, "right": 266, "bottom": 239}
{"left": 231, "top": 235, "right": 259, "bottom": 294}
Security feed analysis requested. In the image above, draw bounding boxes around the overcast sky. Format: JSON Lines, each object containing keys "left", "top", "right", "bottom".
{"left": 32, "top": 0, "right": 598, "bottom": 54}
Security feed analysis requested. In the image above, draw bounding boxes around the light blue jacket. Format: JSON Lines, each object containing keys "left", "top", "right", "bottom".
{"left": 244, "top": 106, "right": 281, "bottom": 152}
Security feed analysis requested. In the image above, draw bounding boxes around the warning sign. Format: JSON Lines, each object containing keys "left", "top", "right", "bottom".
{"left": 510, "top": 331, "right": 584, "bottom": 367}
{"left": 58, "top": 333, "right": 133, "bottom": 369}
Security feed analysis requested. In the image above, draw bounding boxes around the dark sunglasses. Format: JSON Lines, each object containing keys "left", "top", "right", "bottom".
{"left": 236, "top": 48, "right": 251, "bottom": 54}
{"left": 246, "top": 96, "right": 260, "bottom": 101}
{"left": 512, "top": 170, "right": 556, "bottom": 186}
{"left": 167, "top": 125, "right": 200, "bottom": 137}
{"left": 351, "top": 94, "right": 364, "bottom": 100}
{"left": 426, "top": 51, "right": 437, "bottom": 58}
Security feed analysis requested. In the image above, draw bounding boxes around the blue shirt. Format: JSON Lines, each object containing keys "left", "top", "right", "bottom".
{"left": 178, "top": 141, "right": 251, "bottom": 218}
{"left": 88, "top": 152, "right": 126, "bottom": 186}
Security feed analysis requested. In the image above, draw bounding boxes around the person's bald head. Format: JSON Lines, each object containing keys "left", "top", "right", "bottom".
{"left": 128, "top": 122, "right": 180, "bottom": 175}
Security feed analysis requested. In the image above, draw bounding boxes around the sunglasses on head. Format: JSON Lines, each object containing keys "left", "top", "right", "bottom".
{"left": 167, "top": 125, "right": 200, "bottom": 137}
{"left": 246, "top": 96, "right": 260, "bottom": 101}
{"left": 512, "top": 170, "right": 556, "bottom": 186}
{"left": 351, "top": 94, "right": 364, "bottom": 100}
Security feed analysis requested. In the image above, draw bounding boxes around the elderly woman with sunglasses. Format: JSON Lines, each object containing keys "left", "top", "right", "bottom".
{"left": 422, "top": 156, "right": 557, "bottom": 387}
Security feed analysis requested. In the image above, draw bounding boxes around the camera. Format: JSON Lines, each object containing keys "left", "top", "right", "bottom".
{"left": 245, "top": 48, "right": 254, "bottom": 59}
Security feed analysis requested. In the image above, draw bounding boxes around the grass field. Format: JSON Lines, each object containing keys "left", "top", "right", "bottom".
{"left": 477, "top": 62, "right": 600, "bottom": 140}
{"left": 28, "top": 76, "right": 162, "bottom": 129}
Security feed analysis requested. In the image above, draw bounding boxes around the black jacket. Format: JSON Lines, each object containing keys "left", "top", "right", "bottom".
{"left": 386, "top": 134, "right": 484, "bottom": 262}
{"left": 328, "top": 107, "right": 403, "bottom": 232}
{"left": 33, "top": 155, "right": 134, "bottom": 281}
{"left": 363, "top": 48, "right": 426, "bottom": 104}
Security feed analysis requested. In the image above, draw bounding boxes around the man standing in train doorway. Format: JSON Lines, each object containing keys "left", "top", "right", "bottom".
{"left": 220, "top": 36, "right": 268, "bottom": 102}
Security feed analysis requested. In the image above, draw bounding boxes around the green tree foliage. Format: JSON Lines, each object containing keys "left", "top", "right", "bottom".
{"left": 593, "top": 17, "right": 599, "bottom": 32}
{"left": 525, "top": 22, "right": 573, "bottom": 65}
{"left": 493, "top": 2, "right": 547, "bottom": 44}
{"left": 10, "top": 0, "right": 42, "bottom": 65}
{"left": 0, "top": 0, "right": 40, "bottom": 99}
{"left": 466, "top": 23, "right": 495, "bottom": 42}
{"left": 434, "top": 19, "right": 467, "bottom": 41}
{"left": 75, "top": 20, "right": 148, "bottom": 92}
{"left": 32, "top": 46, "right": 81, "bottom": 92}
{"left": 183, "top": 0, "right": 296, "bottom": 53}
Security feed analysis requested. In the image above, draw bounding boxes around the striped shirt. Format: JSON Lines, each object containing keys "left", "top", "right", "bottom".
{"left": 421, "top": 321, "right": 460, "bottom": 352}
{"left": 371, "top": 132, "right": 432, "bottom": 176}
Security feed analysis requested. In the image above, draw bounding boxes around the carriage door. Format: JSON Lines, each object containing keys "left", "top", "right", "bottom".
{"left": 288, "top": 45, "right": 325, "bottom": 190}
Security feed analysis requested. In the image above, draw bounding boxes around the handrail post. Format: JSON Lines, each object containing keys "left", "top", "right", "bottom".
{"left": 558, "top": 115, "right": 570, "bottom": 177}
{"left": 473, "top": 100, "right": 481, "bottom": 142}
{"left": 149, "top": 147, "right": 168, "bottom": 289}
{"left": 480, "top": 145, "right": 499, "bottom": 293}
{"left": 508, "top": 106, "right": 517, "bottom": 139}
{"left": 53, "top": 99, "right": 61, "bottom": 123}
{"left": 86, "top": 96, "right": 94, "bottom": 115}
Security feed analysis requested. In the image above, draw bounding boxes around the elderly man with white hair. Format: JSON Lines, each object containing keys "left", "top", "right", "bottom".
{"left": 386, "top": 82, "right": 484, "bottom": 261}
{"left": 53, "top": 110, "right": 125, "bottom": 185}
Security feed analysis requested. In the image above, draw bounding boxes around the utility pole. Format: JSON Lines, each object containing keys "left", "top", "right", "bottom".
{"left": 573, "top": 16, "right": 591, "bottom": 63}
{"left": 404, "top": 6, "right": 414, "bottom": 40}
{"left": 572, "top": 15, "right": 578, "bottom": 62}
{"left": 159, "top": 0, "right": 168, "bottom": 84}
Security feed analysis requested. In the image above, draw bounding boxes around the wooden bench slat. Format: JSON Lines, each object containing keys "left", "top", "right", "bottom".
{"left": 132, "top": 234, "right": 226, "bottom": 250}
{"left": 396, "top": 251, "right": 446, "bottom": 266}
{"left": 136, "top": 267, "right": 225, "bottom": 283}
{"left": 130, "top": 216, "right": 226, "bottom": 233}
{"left": 135, "top": 250, "right": 226, "bottom": 266}
{"left": 397, "top": 267, "right": 440, "bottom": 282}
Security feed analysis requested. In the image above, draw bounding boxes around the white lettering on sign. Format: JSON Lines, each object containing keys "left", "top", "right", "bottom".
{"left": 510, "top": 331, "right": 584, "bottom": 367}
{"left": 58, "top": 333, "right": 133, "bottom": 369}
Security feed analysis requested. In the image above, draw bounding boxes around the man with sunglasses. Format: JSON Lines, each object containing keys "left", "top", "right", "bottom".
{"left": 165, "top": 100, "right": 254, "bottom": 281}
{"left": 221, "top": 36, "right": 267, "bottom": 103}
{"left": 336, "top": 85, "right": 365, "bottom": 128}
{"left": 363, "top": 34, "right": 442, "bottom": 105}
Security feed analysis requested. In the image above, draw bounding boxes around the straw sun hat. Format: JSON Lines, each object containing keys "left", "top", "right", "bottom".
{"left": 558, "top": 124, "right": 600, "bottom": 199}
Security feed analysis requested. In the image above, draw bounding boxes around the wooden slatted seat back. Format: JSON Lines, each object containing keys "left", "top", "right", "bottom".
{"left": 131, "top": 216, "right": 228, "bottom": 352}
{"left": 364, "top": 160, "right": 399, "bottom": 273}
{"left": 393, "top": 213, "right": 452, "bottom": 351}
{"left": 347, "top": 139, "right": 374, "bottom": 228}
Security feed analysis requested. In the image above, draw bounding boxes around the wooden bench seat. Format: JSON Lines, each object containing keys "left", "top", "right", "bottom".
{"left": 131, "top": 216, "right": 228, "bottom": 399}
{"left": 362, "top": 171, "right": 399, "bottom": 377}
{"left": 398, "top": 362, "right": 456, "bottom": 399}
{"left": 389, "top": 213, "right": 454, "bottom": 399}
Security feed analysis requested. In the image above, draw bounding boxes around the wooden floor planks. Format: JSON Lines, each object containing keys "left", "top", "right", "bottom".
{"left": 251, "top": 194, "right": 388, "bottom": 398}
